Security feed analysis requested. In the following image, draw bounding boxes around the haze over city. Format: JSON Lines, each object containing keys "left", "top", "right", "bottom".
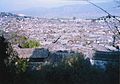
{"left": 0, "top": 0, "right": 119, "bottom": 18}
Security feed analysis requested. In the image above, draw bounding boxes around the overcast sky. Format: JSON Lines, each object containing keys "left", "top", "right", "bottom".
{"left": 0, "top": 0, "right": 113, "bottom": 11}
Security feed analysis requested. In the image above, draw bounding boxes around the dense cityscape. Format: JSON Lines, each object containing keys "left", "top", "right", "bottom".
{"left": 0, "top": 0, "right": 120, "bottom": 84}
{"left": 0, "top": 12, "right": 120, "bottom": 55}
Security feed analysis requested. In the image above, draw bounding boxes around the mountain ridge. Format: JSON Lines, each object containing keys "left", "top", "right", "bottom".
{"left": 11, "top": 1, "right": 120, "bottom": 18}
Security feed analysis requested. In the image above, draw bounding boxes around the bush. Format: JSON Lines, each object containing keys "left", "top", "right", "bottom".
{"left": 10, "top": 32, "right": 28, "bottom": 44}
{"left": 15, "top": 58, "right": 29, "bottom": 74}
{"left": 3, "top": 51, "right": 117, "bottom": 84}
{"left": 21, "top": 40, "right": 40, "bottom": 48}
{"left": 26, "top": 53, "right": 102, "bottom": 84}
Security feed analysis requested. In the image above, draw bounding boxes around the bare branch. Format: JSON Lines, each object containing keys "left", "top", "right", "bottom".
{"left": 52, "top": 36, "right": 61, "bottom": 43}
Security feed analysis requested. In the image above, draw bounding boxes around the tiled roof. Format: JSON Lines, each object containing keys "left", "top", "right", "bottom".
{"left": 93, "top": 51, "right": 120, "bottom": 61}
{"left": 15, "top": 48, "right": 49, "bottom": 58}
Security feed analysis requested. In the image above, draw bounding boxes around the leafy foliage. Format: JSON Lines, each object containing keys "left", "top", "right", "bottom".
{"left": 0, "top": 35, "right": 119, "bottom": 84}
{"left": 21, "top": 39, "right": 40, "bottom": 48}
{"left": 23, "top": 53, "right": 103, "bottom": 84}
{"left": 16, "top": 58, "right": 29, "bottom": 73}
{"left": 0, "top": 35, "right": 19, "bottom": 84}
{"left": 10, "top": 32, "right": 28, "bottom": 45}
{"left": 9, "top": 32, "right": 41, "bottom": 48}
{"left": 0, "top": 35, "right": 29, "bottom": 84}
{"left": 20, "top": 52, "right": 119, "bottom": 84}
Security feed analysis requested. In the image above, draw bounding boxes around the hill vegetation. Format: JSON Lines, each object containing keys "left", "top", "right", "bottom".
{"left": 20, "top": 39, "right": 40, "bottom": 48}
{"left": 0, "top": 36, "right": 119, "bottom": 84}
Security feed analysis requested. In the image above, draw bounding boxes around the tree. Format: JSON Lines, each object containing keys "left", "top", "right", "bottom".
{"left": 0, "top": 35, "right": 19, "bottom": 84}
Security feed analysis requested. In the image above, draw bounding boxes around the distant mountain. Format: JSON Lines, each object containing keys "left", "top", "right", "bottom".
{"left": 11, "top": 1, "right": 120, "bottom": 18}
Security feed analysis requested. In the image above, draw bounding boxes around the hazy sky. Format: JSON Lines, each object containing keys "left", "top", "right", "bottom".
{"left": 0, "top": 0, "right": 113, "bottom": 11}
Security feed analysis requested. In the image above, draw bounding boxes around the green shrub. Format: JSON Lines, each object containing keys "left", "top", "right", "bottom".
{"left": 16, "top": 58, "right": 29, "bottom": 74}
{"left": 10, "top": 33, "right": 28, "bottom": 45}
{"left": 21, "top": 40, "right": 40, "bottom": 48}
